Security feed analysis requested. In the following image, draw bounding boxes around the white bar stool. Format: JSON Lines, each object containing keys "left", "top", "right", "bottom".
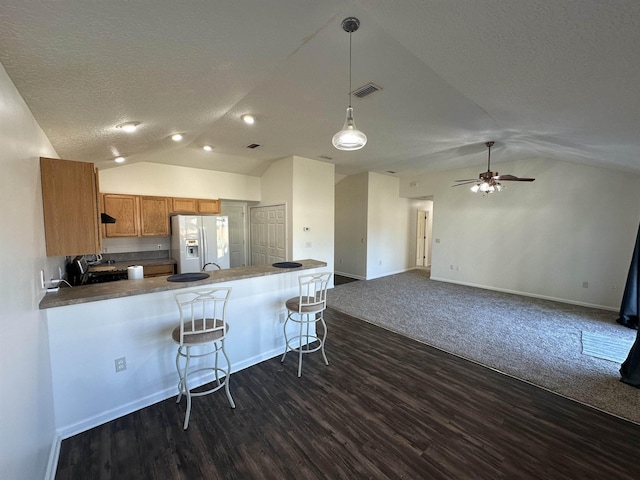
{"left": 281, "top": 272, "right": 332, "bottom": 377}
{"left": 172, "top": 287, "right": 235, "bottom": 429}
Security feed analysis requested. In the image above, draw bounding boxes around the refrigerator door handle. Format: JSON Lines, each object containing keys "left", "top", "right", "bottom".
{"left": 201, "top": 223, "right": 207, "bottom": 270}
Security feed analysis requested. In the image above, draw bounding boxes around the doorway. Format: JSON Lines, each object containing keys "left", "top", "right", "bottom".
{"left": 220, "top": 201, "right": 248, "bottom": 268}
{"left": 416, "top": 210, "right": 430, "bottom": 267}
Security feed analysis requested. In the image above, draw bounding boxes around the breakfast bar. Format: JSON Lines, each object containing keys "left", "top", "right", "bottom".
{"left": 41, "top": 259, "right": 327, "bottom": 437}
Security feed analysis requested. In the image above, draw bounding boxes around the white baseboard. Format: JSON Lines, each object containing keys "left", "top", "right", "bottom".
{"left": 45, "top": 432, "right": 63, "bottom": 480}
{"left": 429, "top": 277, "right": 618, "bottom": 312}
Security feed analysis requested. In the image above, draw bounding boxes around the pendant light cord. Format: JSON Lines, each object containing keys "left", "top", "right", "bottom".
{"left": 348, "top": 31, "right": 352, "bottom": 108}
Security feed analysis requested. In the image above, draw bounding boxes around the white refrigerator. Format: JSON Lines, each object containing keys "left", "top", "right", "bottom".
{"left": 170, "top": 215, "right": 230, "bottom": 273}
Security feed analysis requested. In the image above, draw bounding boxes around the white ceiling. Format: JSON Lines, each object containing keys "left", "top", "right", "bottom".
{"left": 2, "top": 0, "right": 640, "bottom": 178}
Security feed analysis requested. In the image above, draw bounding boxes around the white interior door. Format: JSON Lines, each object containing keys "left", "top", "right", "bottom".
{"left": 250, "top": 204, "right": 286, "bottom": 265}
{"left": 221, "top": 201, "right": 247, "bottom": 268}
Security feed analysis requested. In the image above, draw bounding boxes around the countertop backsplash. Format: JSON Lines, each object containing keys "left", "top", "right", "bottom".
{"left": 99, "top": 250, "right": 172, "bottom": 263}
{"left": 101, "top": 236, "right": 171, "bottom": 255}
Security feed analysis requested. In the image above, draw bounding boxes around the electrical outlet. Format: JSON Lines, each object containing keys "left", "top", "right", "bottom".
{"left": 40, "top": 270, "right": 45, "bottom": 289}
{"left": 582, "top": 282, "right": 589, "bottom": 288}
{"left": 115, "top": 357, "right": 127, "bottom": 372}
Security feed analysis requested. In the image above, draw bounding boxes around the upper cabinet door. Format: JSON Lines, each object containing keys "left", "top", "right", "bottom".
{"left": 40, "top": 157, "right": 101, "bottom": 256}
{"left": 170, "top": 197, "right": 198, "bottom": 214}
{"left": 197, "top": 199, "right": 220, "bottom": 214}
{"left": 102, "top": 194, "right": 139, "bottom": 237}
{"left": 139, "top": 196, "right": 170, "bottom": 236}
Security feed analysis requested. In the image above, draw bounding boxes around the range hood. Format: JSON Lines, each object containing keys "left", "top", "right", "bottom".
{"left": 101, "top": 213, "right": 116, "bottom": 224}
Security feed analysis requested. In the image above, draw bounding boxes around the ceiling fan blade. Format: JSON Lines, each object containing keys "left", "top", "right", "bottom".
{"left": 454, "top": 179, "right": 478, "bottom": 183}
{"left": 452, "top": 181, "right": 478, "bottom": 187}
{"left": 495, "top": 174, "right": 536, "bottom": 182}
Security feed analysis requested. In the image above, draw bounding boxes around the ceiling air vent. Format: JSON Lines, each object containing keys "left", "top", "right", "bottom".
{"left": 352, "top": 83, "right": 382, "bottom": 99}
{"left": 246, "top": 143, "right": 261, "bottom": 149}
{"left": 319, "top": 155, "right": 334, "bottom": 160}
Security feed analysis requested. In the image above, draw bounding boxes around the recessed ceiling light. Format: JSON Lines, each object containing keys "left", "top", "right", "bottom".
{"left": 116, "top": 121, "right": 140, "bottom": 133}
{"left": 241, "top": 114, "right": 255, "bottom": 125}
{"left": 203, "top": 145, "right": 213, "bottom": 152}
{"left": 171, "top": 133, "right": 184, "bottom": 142}
{"left": 114, "top": 157, "right": 126, "bottom": 163}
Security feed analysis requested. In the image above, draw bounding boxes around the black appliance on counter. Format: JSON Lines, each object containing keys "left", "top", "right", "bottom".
{"left": 67, "top": 255, "right": 130, "bottom": 285}
{"left": 67, "top": 256, "right": 89, "bottom": 286}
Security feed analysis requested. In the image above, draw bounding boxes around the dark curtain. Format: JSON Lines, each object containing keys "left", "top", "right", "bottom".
{"left": 619, "top": 222, "right": 640, "bottom": 387}
{"left": 620, "top": 330, "right": 640, "bottom": 387}
{"left": 617, "top": 223, "right": 640, "bottom": 330}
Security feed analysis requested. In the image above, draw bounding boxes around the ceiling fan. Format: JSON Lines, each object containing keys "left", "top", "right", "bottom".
{"left": 452, "top": 141, "right": 535, "bottom": 194}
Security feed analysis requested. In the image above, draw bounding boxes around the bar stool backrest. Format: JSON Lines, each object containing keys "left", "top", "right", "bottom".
{"left": 174, "top": 287, "right": 232, "bottom": 345}
{"left": 296, "top": 272, "right": 332, "bottom": 314}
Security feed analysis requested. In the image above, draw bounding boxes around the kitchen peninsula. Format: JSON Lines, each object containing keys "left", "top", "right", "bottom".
{"left": 41, "top": 259, "right": 327, "bottom": 437}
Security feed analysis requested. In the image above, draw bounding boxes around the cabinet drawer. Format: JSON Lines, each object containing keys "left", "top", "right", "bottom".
{"left": 143, "top": 264, "right": 175, "bottom": 277}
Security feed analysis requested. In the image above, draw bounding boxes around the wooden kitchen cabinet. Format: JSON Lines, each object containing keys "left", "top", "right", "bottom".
{"left": 40, "top": 157, "right": 101, "bottom": 256}
{"left": 170, "top": 197, "right": 220, "bottom": 214}
{"left": 143, "top": 264, "right": 175, "bottom": 277}
{"left": 139, "top": 196, "right": 170, "bottom": 236}
{"left": 171, "top": 197, "right": 198, "bottom": 213}
{"left": 102, "top": 194, "right": 139, "bottom": 237}
{"left": 197, "top": 198, "right": 220, "bottom": 214}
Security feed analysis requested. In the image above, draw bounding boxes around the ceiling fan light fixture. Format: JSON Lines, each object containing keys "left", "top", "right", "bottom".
{"left": 454, "top": 141, "right": 535, "bottom": 194}
{"left": 333, "top": 17, "right": 367, "bottom": 151}
{"left": 171, "top": 133, "right": 184, "bottom": 142}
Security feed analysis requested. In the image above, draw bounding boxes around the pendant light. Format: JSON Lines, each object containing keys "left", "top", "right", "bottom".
{"left": 332, "top": 17, "right": 367, "bottom": 151}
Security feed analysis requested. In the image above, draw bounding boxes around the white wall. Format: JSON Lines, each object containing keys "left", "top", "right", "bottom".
{"left": 0, "top": 64, "right": 58, "bottom": 479}
{"left": 366, "top": 173, "right": 414, "bottom": 279}
{"left": 401, "top": 157, "right": 640, "bottom": 309}
{"left": 99, "top": 161, "right": 261, "bottom": 200}
{"left": 291, "top": 157, "right": 334, "bottom": 271}
{"left": 335, "top": 173, "right": 368, "bottom": 278}
{"left": 335, "top": 172, "right": 416, "bottom": 280}
{"left": 261, "top": 156, "right": 335, "bottom": 272}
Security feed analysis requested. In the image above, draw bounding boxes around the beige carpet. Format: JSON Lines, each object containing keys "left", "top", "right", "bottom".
{"left": 327, "top": 269, "right": 640, "bottom": 424}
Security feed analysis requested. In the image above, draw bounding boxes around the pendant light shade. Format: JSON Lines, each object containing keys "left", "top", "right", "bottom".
{"left": 333, "top": 17, "right": 367, "bottom": 151}
{"left": 332, "top": 107, "right": 367, "bottom": 150}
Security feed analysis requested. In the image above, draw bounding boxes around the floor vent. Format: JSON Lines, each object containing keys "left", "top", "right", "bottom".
{"left": 352, "top": 83, "right": 382, "bottom": 98}
{"left": 246, "top": 143, "right": 261, "bottom": 149}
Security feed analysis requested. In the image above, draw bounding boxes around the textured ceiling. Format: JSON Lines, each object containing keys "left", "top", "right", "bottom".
{"left": 1, "top": 0, "right": 640, "bottom": 178}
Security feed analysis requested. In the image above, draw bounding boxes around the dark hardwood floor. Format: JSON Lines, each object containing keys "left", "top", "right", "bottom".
{"left": 56, "top": 308, "right": 640, "bottom": 479}
{"left": 334, "top": 274, "right": 359, "bottom": 285}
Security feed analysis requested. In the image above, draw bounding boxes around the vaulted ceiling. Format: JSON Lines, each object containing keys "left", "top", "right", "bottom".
{"left": 1, "top": 0, "right": 639, "bottom": 178}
